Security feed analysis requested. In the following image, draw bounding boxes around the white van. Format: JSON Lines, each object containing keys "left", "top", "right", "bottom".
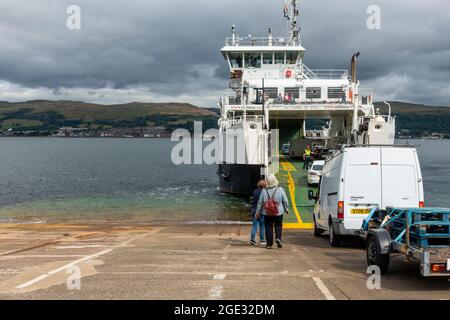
{"left": 309, "top": 145, "right": 424, "bottom": 247}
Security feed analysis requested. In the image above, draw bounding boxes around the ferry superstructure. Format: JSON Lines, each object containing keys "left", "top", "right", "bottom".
{"left": 217, "top": 0, "right": 395, "bottom": 195}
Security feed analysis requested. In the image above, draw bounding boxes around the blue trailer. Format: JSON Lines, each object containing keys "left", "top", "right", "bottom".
{"left": 360, "top": 207, "right": 450, "bottom": 277}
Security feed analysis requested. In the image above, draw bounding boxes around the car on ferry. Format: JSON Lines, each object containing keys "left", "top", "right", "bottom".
{"left": 282, "top": 143, "right": 291, "bottom": 155}
{"left": 307, "top": 160, "right": 325, "bottom": 186}
{"left": 311, "top": 146, "right": 330, "bottom": 160}
{"left": 308, "top": 145, "right": 425, "bottom": 247}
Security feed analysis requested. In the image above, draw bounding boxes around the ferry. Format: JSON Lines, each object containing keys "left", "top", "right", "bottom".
{"left": 217, "top": 0, "right": 395, "bottom": 197}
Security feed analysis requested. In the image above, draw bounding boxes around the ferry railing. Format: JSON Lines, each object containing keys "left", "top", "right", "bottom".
{"left": 225, "top": 36, "right": 302, "bottom": 47}
{"left": 219, "top": 115, "right": 264, "bottom": 128}
{"left": 306, "top": 69, "right": 349, "bottom": 80}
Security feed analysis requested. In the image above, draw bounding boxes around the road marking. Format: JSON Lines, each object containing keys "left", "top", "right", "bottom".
{"left": 312, "top": 277, "right": 336, "bottom": 300}
{"left": 208, "top": 286, "right": 224, "bottom": 299}
{"left": 283, "top": 167, "right": 314, "bottom": 230}
{"left": 213, "top": 273, "right": 226, "bottom": 280}
{"left": 15, "top": 249, "right": 113, "bottom": 289}
{"left": 1, "top": 255, "right": 86, "bottom": 259}
{"left": 209, "top": 273, "right": 226, "bottom": 299}
{"left": 55, "top": 245, "right": 107, "bottom": 249}
{"left": 14, "top": 234, "right": 147, "bottom": 290}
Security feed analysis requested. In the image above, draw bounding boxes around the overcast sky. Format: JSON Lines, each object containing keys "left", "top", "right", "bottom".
{"left": 0, "top": 0, "right": 449, "bottom": 107}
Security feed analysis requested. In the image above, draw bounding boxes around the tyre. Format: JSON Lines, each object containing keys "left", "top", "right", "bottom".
{"left": 313, "top": 216, "right": 323, "bottom": 237}
{"left": 329, "top": 221, "right": 341, "bottom": 247}
{"left": 367, "top": 236, "right": 390, "bottom": 274}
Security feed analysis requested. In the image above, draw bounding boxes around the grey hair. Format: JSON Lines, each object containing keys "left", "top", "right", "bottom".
{"left": 266, "top": 174, "right": 279, "bottom": 188}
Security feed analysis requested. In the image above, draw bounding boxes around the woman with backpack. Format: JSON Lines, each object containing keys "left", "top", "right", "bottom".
{"left": 255, "top": 174, "right": 289, "bottom": 249}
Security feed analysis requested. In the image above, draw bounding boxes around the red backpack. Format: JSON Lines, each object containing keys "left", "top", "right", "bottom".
{"left": 264, "top": 187, "right": 280, "bottom": 216}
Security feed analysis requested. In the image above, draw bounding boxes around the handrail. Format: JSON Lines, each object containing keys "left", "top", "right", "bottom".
{"left": 302, "top": 64, "right": 348, "bottom": 80}
{"left": 225, "top": 36, "right": 302, "bottom": 47}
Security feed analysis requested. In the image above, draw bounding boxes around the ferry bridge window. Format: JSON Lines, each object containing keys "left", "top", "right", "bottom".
{"left": 275, "top": 51, "right": 285, "bottom": 64}
{"left": 286, "top": 51, "right": 299, "bottom": 64}
{"left": 327, "top": 87, "right": 344, "bottom": 99}
{"left": 229, "top": 53, "right": 243, "bottom": 68}
{"left": 245, "top": 52, "right": 261, "bottom": 68}
{"left": 362, "top": 96, "right": 368, "bottom": 104}
{"left": 285, "top": 87, "right": 300, "bottom": 99}
{"left": 263, "top": 52, "right": 273, "bottom": 64}
{"left": 306, "top": 87, "right": 321, "bottom": 99}
{"left": 264, "top": 88, "right": 278, "bottom": 99}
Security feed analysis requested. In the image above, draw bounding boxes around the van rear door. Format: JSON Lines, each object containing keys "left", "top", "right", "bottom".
{"left": 343, "top": 148, "right": 382, "bottom": 230}
{"left": 381, "top": 148, "right": 419, "bottom": 208}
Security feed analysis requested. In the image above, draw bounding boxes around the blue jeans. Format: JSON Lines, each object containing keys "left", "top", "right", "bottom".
{"left": 251, "top": 215, "right": 266, "bottom": 242}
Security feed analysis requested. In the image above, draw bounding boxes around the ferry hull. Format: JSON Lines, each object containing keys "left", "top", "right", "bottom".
{"left": 218, "top": 163, "right": 262, "bottom": 196}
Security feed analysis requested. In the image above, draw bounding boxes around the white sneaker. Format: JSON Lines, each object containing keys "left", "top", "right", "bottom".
{"left": 260, "top": 241, "right": 267, "bottom": 245}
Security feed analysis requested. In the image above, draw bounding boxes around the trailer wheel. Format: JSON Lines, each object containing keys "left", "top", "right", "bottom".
{"left": 367, "top": 236, "right": 390, "bottom": 274}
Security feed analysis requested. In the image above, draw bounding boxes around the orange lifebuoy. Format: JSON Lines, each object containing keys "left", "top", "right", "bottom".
{"left": 348, "top": 89, "right": 353, "bottom": 103}
{"left": 285, "top": 70, "right": 292, "bottom": 78}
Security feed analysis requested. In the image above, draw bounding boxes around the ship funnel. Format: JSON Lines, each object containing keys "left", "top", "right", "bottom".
{"left": 351, "top": 52, "right": 360, "bottom": 83}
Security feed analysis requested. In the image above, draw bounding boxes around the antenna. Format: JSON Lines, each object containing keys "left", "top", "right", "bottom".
{"left": 284, "top": 0, "right": 301, "bottom": 45}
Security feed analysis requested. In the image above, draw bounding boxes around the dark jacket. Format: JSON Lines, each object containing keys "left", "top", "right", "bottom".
{"left": 251, "top": 188, "right": 263, "bottom": 217}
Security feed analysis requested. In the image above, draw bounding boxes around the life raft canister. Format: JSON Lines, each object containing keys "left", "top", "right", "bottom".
{"left": 285, "top": 69, "right": 292, "bottom": 78}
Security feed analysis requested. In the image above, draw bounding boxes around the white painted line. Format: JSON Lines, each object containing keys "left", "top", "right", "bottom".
{"left": 14, "top": 233, "right": 148, "bottom": 290}
{"left": 55, "top": 245, "right": 107, "bottom": 249}
{"left": 312, "top": 277, "right": 335, "bottom": 300}
{"left": 15, "top": 249, "right": 113, "bottom": 289}
{"left": 213, "top": 273, "right": 226, "bottom": 280}
{"left": 208, "top": 273, "right": 226, "bottom": 299}
{"left": 1, "top": 255, "right": 86, "bottom": 259}
{"left": 208, "top": 285, "right": 223, "bottom": 299}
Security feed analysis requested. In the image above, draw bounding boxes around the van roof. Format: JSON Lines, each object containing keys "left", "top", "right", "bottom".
{"left": 342, "top": 144, "right": 416, "bottom": 149}
{"left": 325, "top": 144, "right": 417, "bottom": 162}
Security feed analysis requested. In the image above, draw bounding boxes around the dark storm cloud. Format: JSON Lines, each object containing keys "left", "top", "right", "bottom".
{"left": 0, "top": 0, "right": 449, "bottom": 105}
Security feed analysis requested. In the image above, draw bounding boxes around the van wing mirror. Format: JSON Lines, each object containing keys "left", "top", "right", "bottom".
{"left": 308, "top": 190, "right": 315, "bottom": 201}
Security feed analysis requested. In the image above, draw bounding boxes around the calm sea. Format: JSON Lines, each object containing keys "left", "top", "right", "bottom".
{"left": 0, "top": 138, "right": 448, "bottom": 223}
{"left": 0, "top": 138, "right": 248, "bottom": 223}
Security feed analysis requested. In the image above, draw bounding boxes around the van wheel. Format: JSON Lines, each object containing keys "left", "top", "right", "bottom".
{"left": 329, "top": 221, "right": 341, "bottom": 247}
{"left": 313, "top": 216, "right": 323, "bottom": 237}
{"left": 367, "top": 236, "right": 390, "bottom": 274}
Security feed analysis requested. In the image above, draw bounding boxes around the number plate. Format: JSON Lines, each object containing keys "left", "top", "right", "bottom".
{"left": 350, "top": 208, "right": 371, "bottom": 215}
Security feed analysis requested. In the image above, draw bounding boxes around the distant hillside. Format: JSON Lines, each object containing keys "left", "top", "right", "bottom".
{"left": 0, "top": 100, "right": 448, "bottom": 138}
{"left": 0, "top": 100, "right": 219, "bottom": 134}
{"left": 374, "top": 101, "right": 450, "bottom": 137}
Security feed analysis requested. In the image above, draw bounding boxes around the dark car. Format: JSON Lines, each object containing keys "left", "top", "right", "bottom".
{"left": 311, "top": 146, "right": 330, "bottom": 160}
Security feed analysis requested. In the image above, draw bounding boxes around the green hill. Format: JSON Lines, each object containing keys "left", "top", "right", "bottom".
{"left": 0, "top": 100, "right": 448, "bottom": 138}
{"left": 0, "top": 100, "right": 219, "bottom": 134}
{"left": 374, "top": 101, "right": 450, "bottom": 138}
